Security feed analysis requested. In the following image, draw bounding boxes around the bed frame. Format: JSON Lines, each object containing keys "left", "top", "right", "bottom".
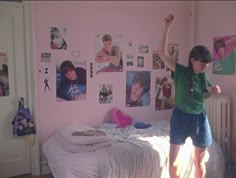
{"left": 205, "top": 94, "right": 231, "bottom": 166}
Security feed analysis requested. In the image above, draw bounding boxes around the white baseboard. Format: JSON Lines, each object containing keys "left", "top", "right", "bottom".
{"left": 40, "top": 160, "right": 51, "bottom": 175}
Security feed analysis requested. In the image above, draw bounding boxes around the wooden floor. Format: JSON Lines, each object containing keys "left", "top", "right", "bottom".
{"left": 11, "top": 174, "right": 52, "bottom": 178}
{"left": 11, "top": 171, "right": 236, "bottom": 178}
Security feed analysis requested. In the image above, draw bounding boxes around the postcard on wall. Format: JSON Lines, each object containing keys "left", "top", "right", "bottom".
{"left": 212, "top": 35, "right": 236, "bottom": 75}
{"left": 155, "top": 75, "right": 175, "bottom": 110}
{"left": 95, "top": 33, "right": 124, "bottom": 74}
{"left": 99, "top": 83, "right": 113, "bottom": 104}
{"left": 50, "top": 27, "right": 67, "bottom": 50}
{"left": 167, "top": 43, "right": 178, "bottom": 71}
{"left": 126, "top": 71, "right": 151, "bottom": 107}
{"left": 56, "top": 60, "right": 87, "bottom": 102}
{"left": 152, "top": 51, "right": 165, "bottom": 69}
{"left": 41, "top": 53, "right": 51, "bottom": 63}
{"left": 139, "top": 45, "right": 149, "bottom": 53}
{"left": 0, "top": 51, "right": 9, "bottom": 97}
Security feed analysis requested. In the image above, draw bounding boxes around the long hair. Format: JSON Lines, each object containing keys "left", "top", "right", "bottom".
{"left": 188, "top": 45, "right": 213, "bottom": 97}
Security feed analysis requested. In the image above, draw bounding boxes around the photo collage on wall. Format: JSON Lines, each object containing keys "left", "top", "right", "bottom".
{"left": 40, "top": 24, "right": 178, "bottom": 110}
{"left": 212, "top": 35, "right": 236, "bottom": 75}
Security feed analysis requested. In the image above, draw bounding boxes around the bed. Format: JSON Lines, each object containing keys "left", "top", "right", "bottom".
{"left": 42, "top": 119, "right": 225, "bottom": 178}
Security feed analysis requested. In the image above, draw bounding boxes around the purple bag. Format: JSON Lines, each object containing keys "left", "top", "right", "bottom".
{"left": 12, "top": 98, "right": 36, "bottom": 137}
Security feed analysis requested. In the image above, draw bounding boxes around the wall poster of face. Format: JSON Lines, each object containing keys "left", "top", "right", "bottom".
{"left": 126, "top": 71, "right": 151, "bottom": 107}
{"left": 95, "top": 33, "right": 124, "bottom": 74}
{"left": 56, "top": 60, "right": 87, "bottom": 101}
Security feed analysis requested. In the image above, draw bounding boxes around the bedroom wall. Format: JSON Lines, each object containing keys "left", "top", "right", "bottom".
{"left": 33, "top": 1, "right": 191, "bottom": 160}
{"left": 194, "top": 1, "right": 236, "bottom": 162}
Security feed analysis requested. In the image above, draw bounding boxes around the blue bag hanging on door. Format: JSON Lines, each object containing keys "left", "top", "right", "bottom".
{"left": 12, "top": 98, "right": 36, "bottom": 137}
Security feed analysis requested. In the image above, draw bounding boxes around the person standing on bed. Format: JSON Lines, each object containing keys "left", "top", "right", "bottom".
{"left": 159, "top": 14, "right": 221, "bottom": 178}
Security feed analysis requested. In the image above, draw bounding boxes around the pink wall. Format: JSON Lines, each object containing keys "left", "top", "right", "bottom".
{"left": 195, "top": 1, "right": 236, "bottom": 161}
{"left": 33, "top": 1, "right": 190, "bottom": 160}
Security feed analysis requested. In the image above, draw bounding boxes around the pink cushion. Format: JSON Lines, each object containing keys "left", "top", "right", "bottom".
{"left": 111, "top": 108, "right": 132, "bottom": 128}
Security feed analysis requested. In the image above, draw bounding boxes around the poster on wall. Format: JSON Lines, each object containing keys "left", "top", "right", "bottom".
{"left": 126, "top": 71, "right": 150, "bottom": 107}
{"left": 50, "top": 27, "right": 67, "bottom": 50}
{"left": 95, "top": 33, "right": 124, "bottom": 74}
{"left": 99, "top": 84, "right": 113, "bottom": 104}
{"left": 166, "top": 43, "right": 179, "bottom": 71}
{"left": 56, "top": 60, "right": 87, "bottom": 101}
{"left": 212, "top": 35, "right": 236, "bottom": 75}
{"left": 155, "top": 75, "right": 175, "bottom": 110}
{"left": 153, "top": 51, "right": 165, "bottom": 69}
{"left": 0, "top": 51, "right": 9, "bottom": 97}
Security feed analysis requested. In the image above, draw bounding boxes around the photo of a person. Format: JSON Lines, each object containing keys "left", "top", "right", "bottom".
{"left": 0, "top": 52, "right": 9, "bottom": 96}
{"left": 213, "top": 35, "right": 236, "bottom": 75}
{"left": 126, "top": 71, "right": 150, "bottom": 107}
{"left": 153, "top": 51, "right": 165, "bottom": 69}
{"left": 56, "top": 60, "right": 87, "bottom": 101}
{"left": 167, "top": 43, "right": 179, "bottom": 71}
{"left": 155, "top": 76, "right": 175, "bottom": 110}
{"left": 99, "top": 84, "right": 113, "bottom": 104}
{"left": 95, "top": 33, "right": 123, "bottom": 74}
{"left": 50, "top": 27, "right": 67, "bottom": 50}
{"left": 16, "top": 112, "right": 36, "bottom": 136}
{"left": 137, "top": 56, "right": 144, "bottom": 67}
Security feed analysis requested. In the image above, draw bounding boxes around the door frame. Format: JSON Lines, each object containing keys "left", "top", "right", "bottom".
{"left": 0, "top": 1, "right": 40, "bottom": 175}
{"left": 23, "top": 1, "right": 40, "bottom": 175}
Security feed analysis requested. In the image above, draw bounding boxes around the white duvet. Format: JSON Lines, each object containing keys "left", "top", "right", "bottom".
{"left": 43, "top": 120, "right": 225, "bottom": 178}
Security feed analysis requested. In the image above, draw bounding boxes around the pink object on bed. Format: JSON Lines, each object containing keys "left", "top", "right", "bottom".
{"left": 111, "top": 108, "right": 132, "bottom": 128}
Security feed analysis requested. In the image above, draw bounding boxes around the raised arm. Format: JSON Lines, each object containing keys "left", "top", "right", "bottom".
{"left": 159, "top": 14, "right": 176, "bottom": 71}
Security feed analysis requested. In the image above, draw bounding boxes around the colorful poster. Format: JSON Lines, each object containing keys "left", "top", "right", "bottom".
{"left": 99, "top": 84, "right": 113, "bottom": 104}
{"left": 153, "top": 51, "right": 165, "bottom": 69}
{"left": 95, "top": 33, "right": 123, "bottom": 74}
{"left": 155, "top": 75, "right": 175, "bottom": 110}
{"left": 0, "top": 51, "right": 9, "bottom": 97}
{"left": 126, "top": 71, "right": 151, "bottom": 107}
{"left": 50, "top": 27, "right": 67, "bottom": 50}
{"left": 213, "top": 35, "right": 236, "bottom": 75}
{"left": 56, "top": 60, "right": 87, "bottom": 101}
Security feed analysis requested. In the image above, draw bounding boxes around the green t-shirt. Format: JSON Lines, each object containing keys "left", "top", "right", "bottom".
{"left": 213, "top": 51, "right": 236, "bottom": 75}
{"left": 172, "top": 63, "right": 212, "bottom": 114}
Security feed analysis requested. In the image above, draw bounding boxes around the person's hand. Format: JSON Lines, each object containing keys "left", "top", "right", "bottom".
{"left": 165, "top": 14, "right": 174, "bottom": 28}
{"left": 211, "top": 85, "right": 221, "bottom": 94}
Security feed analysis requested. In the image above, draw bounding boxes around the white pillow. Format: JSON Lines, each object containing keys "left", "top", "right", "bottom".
{"left": 58, "top": 123, "right": 112, "bottom": 145}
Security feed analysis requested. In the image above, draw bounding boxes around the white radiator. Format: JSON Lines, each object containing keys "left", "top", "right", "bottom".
{"left": 205, "top": 94, "right": 231, "bottom": 162}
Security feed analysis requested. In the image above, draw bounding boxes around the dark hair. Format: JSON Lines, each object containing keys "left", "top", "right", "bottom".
{"left": 60, "top": 60, "right": 75, "bottom": 75}
{"left": 133, "top": 72, "right": 150, "bottom": 92}
{"left": 214, "top": 38, "right": 226, "bottom": 54}
{"left": 102, "top": 34, "right": 112, "bottom": 42}
{"left": 188, "top": 45, "right": 213, "bottom": 97}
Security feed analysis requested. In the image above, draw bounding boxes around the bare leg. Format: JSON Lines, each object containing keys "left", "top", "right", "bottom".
{"left": 194, "top": 146, "right": 209, "bottom": 178}
{"left": 169, "top": 144, "right": 181, "bottom": 178}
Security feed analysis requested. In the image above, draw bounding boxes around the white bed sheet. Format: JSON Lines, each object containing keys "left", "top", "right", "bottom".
{"left": 43, "top": 120, "right": 225, "bottom": 178}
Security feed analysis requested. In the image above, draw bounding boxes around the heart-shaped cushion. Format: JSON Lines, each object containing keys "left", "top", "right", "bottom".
{"left": 111, "top": 108, "right": 132, "bottom": 128}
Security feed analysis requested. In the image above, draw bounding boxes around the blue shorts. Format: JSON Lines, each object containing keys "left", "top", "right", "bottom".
{"left": 170, "top": 107, "right": 212, "bottom": 147}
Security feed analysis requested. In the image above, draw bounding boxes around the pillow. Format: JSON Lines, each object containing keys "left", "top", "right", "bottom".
{"left": 58, "top": 123, "right": 112, "bottom": 145}
{"left": 111, "top": 108, "right": 132, "bottom": 128}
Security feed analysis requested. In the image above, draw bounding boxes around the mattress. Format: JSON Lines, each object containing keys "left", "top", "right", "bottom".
{"left": 43, "top": 120, "right": 225, "bottom": 178}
